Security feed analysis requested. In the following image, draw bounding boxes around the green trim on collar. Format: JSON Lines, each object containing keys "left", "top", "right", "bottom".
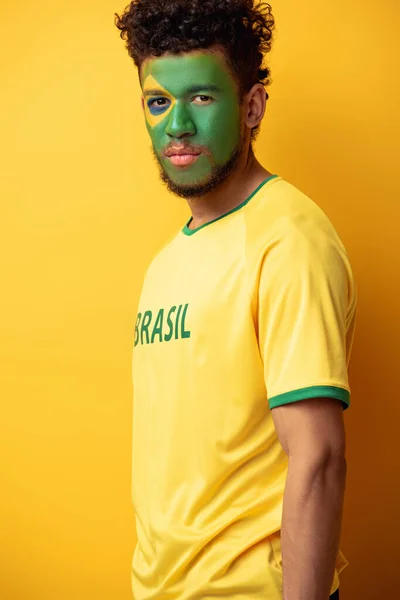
{"left": 182, "top": 174, "right": 279, "bottom": 236}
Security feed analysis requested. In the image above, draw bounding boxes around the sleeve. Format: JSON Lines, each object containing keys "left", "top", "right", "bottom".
{"left": 256, "top": 220, "right": 355, "bottom": 411}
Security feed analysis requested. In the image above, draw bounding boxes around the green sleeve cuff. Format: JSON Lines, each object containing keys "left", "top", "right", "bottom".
{"left": 269, "top": 385, "right": 350, "bottom": 411}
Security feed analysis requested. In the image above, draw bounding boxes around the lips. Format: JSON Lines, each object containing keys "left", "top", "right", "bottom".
{"left": 164, "top": 146, "right": 201, "bottom": 167}
{"left": 168, "top": 154, "right": 200, "bottom": 166}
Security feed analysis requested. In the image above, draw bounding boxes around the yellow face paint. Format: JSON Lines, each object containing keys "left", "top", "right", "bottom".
{"left": 142, "top": 74, "right": 176, "bottom": 129}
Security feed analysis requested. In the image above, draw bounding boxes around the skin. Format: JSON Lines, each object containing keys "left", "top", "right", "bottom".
{"left": 272, "top": 398, "right": 347, "bottom": 600}
{"left": 141, "top": 52, "right": 242, "bottom": 188}
{"left": 139, "top": 47, "right": 272, "bottom": 228}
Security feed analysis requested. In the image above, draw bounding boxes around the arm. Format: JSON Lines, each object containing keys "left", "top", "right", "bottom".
{"left": 272, "top": 397, "right": 347, "bottom": 600}
{"left": 253, "top": 212, "right": 357, "bottom": 596}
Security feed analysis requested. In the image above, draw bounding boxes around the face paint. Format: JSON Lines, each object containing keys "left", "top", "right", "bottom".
{"left": 141, "top": 51, "right": 242, "bottom": 195}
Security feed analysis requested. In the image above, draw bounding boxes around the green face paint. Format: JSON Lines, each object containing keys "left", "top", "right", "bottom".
{"left": 141, "top": 51, "right": 242, "bottom": 192}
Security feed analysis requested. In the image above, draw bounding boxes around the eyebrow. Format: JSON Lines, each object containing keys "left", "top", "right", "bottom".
{"left": 143, "top": 85, "right": 222, "bottom": 97}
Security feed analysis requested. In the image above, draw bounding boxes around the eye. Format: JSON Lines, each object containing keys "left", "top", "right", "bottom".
{"left": 192, "top": 95, "right": 213, "bottom": 105}
{"left": 147, "top": 97, "right": 171, "bottom": 115}
{"left": 148, "top": 98, "right": 168, "bottom": 107}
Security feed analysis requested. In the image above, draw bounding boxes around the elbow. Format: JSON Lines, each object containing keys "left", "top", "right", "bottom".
{"left": 289, "top": 447, "right": 347, "bottom": 479}
{"left": 317, "top": 446, "right": 347, "bottom": 472}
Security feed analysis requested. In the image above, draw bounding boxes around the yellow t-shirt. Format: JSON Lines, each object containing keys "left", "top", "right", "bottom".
{"left": 131, "top": 174, "right": 357, "bottom": 600}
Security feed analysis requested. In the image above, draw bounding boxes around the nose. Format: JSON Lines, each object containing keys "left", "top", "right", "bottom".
{"left": 164, "top": 102, "right": 196, "bottom": 138}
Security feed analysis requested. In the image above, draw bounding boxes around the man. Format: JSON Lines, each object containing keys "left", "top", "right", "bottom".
{"left": 115, "top": 1, "right": 357, "bottom": 599}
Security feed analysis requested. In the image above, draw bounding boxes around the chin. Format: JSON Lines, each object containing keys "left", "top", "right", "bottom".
{"left": 153, "top": 143, "right": 243, "bottom": 198}
{"left": 162, "top": 174, "right": 217, "bottom": 199}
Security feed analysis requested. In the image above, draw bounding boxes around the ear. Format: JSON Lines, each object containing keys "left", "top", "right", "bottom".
{"left": 244, "top": 83, "right": 267, "bottom": 130}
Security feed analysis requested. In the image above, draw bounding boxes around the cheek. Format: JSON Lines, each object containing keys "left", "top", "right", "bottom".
{"left": 207, "top": 101, "right": 239, "bottom": 132}
{"left": 146, "top": 120, "right": 167, "bottom": 152}
{"left": 199, "top": 104, "right": 241, "bottom": 159}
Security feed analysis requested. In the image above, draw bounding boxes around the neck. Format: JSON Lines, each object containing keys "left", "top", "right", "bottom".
{"left": 186, "top": 147, "right": 272, "bottom": 231}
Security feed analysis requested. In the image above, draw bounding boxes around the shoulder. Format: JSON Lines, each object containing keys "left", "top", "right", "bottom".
{"left": 244, "top": 177, "right": 350, "bottom": 266}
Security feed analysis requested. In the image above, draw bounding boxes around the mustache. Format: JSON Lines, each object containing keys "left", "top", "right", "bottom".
{"left": 163, "top": 143, "right": 212, "bottom": 157}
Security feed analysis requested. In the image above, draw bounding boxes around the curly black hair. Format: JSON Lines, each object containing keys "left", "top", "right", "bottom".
{"left": 115, "top": 0, "right": 275, "bottom": 102}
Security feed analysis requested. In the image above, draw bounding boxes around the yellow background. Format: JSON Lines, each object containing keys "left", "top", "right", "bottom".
{"left": 1, "top": 1, "right": 399, "bottom": 598}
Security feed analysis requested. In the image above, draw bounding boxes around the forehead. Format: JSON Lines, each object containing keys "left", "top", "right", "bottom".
{"left": 141, "top": 51, "right": 238, "bottom": 96}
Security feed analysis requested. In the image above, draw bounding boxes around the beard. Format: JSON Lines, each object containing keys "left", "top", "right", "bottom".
{"left": 151, "top": 135, "right": 245, "bottom": 199}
